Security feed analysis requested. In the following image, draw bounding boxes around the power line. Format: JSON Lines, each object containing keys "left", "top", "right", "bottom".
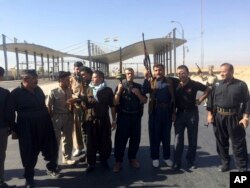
{"left": 58, "top": 41, "right": 87, "bottom": 51}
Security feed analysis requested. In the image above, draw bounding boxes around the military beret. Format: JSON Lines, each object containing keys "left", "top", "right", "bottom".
{"left": 21, "top": 69, "right": 38, "bottom": 77}
{"left": 74, "top": 61, "right": 83, "bottom": 67}
{"left": 58, "top": 71, "right": 71, "bottom": 80}
{"left": 80, "top": 66, "right": 93, "bottom": 75}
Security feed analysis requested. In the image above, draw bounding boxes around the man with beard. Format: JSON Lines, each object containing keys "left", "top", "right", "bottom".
{"left": 172, "top": 65, "right": 209, "bottom": 170}
{"left": 5, "top": 70, "right": 60, "bottom": 188}
{"left": 70, "top": 61, "right": 85, "bottom": 157}
{"left": 207, "top": 63, "right": 249, "bottom": 172}
{"left": 78, "top": 66, "right": 93, "bottom": 162}
{"left": 142, "top": 64, "right": 175, "bottom": 168}
{"left": 113, "top": 68, "right": 147, "bottom": 172}
{"left": 84, "top": 70, "right": 116, "bottom": 174}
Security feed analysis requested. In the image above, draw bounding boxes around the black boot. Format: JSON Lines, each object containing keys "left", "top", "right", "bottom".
{"left": 85, "top": 165, "right": 95, "bottom": 175}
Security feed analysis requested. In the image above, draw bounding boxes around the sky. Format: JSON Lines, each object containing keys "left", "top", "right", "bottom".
{"left": 1, "top": 0, "right": 250, "bottom": 71}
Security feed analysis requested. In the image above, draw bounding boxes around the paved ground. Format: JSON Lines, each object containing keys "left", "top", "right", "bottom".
{"left": 3, "top": 79, "right": 250, "bottom": 188}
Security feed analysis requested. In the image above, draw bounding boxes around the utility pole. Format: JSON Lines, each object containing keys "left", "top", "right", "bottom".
{"left": 201, "top": 0, "right": 204, "bottom": 68}
{"left": 171, "top": 21, "right": 185, "bottom": 65}
{"left": 88, "top": 40, "right": 92, "bottom": 69}
{"left": 2, "top": 34, "right": 8, "bottom": 79}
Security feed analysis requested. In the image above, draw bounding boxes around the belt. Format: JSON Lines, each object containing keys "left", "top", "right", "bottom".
{"left": 216, "top": 107, "right": 237, "bottom": 115}
{"left": 121, "top": 109, "right": 140, "bottom": 114}
{"left": 178, "top": 108, "right": 197, "bottom": 113}
{"left": 156, "top": 102, "right": 169, "bottom": 108}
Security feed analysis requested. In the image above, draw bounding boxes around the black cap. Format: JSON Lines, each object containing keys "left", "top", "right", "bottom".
{"left": 80, "top": 66, "right": 93, "bottom": 75}
{"left": 74, "top": 61, "right": 83, "bottom": 67}
{"left": 58, "top": 71, "right": 71, "bottom": 80}
{"left": 21, "top": 69, "right": 38, "bottom": 77}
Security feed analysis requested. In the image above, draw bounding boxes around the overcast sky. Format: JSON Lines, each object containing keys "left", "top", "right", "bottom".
{"left": 1, "top": 0, "right": 250, "bottom": 70}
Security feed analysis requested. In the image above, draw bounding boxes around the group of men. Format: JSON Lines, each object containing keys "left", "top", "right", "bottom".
{"left": 142, "top": 63, "right": 249, "bottom": 172}
{"left": 0, "top": 61, "right": 249, "bottom": 187}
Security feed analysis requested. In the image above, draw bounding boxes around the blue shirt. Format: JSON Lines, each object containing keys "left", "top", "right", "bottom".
{"left": 142, "top": 78, "right": 172, "bottom": 103}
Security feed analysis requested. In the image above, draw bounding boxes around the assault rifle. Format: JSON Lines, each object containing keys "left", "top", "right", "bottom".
{"left": 195, "top": 63, "right": 203, "bottom": 74}
{"left": 142, "top": 33, "right": 153, "bottom": 79}
{"left": 115, "top": 47, "right": 125, "bottom": 83}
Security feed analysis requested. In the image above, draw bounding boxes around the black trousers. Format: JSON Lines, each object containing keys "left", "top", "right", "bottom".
{"left": 17, "top": 114, "right": 58, "bottom": 181}
{"left": 86, "top": 116, "right": 112, "bottom": 165}
{"left": 173, "top": 110, "right": 199, "bottom": 166}
{"left": 213, "top": 113, "right": 248, "bottom": 169}
{"left": 114, "top": 112, "right": 141, "bottom": 162}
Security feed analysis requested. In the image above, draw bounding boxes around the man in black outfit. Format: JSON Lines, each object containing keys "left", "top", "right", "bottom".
{"left": 0, "top": 67, "right": 16, "bottom": 188}
{"left": 173, "top": 65, "right": 209, "bottom": 170}
{"left": 207, "top": 63, "right": 249, "bottom": 172}
{"left": 113, "top": 68, "right": 147, "bottom": 172}
{"left": 5, "top": 70, "right": 61, "bottom": 188}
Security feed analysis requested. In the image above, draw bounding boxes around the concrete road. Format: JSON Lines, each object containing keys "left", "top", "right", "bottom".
{"left": 3, "top": 79, "right": 250, "bottom": 188}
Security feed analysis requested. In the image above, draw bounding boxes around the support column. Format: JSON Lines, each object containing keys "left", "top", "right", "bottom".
{"left": 98, "top": 62, "right": 101, "bottom": 71}
{"left": 67, "top": 62, "right": 70, "bottom": 71}
{"left": 57, "top": 57, "right": 59, "bottom": 72}
{"left": 162, "top": 50, "right": 166, "bottom": 73}
{"left": 136, "top": 63, "right": 139, "bottom": 77}
{"left": 2, "top": 34, "right": 8, "bottom": 79}
{"left": 52, "top": 56, "right": 55, "bottom": 79}
{"left": 41, "top": 54, "right": 44, "bottom": 78}
{"left": 15, "top": 48, "right": 20, "bottom": 79}
{"left": 92, "top": 44, "right": 95, "bottom": 69}
{"left": 104, "top": 64, "right": 106, "bottom": 76}
{"left": 172, "top": 28, "right": 177, "bottom": 76}
{"left": 169, "top": 46, "right": 172, "bottom": 74}
{"left": 34, "top": 52, "right": 37, "bottom": 71}
{"left": 165, "top": 46, "right": 169, "bottom": 75}
{"left": 61, "top": 57, "right": 64, "bottom": 71}
{"left": 107, "top": 64, "right": 109, "bottom": 75}
{"left": 25, "top": 50, "right": 29, "bottom": 69}
{"left": 47, "top": 55, "right": 50, "bottom": 78}
{"left": 88, "top": 40, "right": 92, "bottom": 69}
{"left": 162, "top": 51, "right": 164, "bottom": 64}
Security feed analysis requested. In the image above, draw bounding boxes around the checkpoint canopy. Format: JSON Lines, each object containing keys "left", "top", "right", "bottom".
{"left": 0, "top": 37, "right": 185, "bottom": 64}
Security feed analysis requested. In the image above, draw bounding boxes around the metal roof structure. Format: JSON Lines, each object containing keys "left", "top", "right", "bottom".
{"left": 0, "top": 37, "right": 186, "bottom": 64}
{"left": 90, "top": 37, "right": 185, "bottom": 63}
{"left": 0, "top": 43, "right": 74, "bottom": 58}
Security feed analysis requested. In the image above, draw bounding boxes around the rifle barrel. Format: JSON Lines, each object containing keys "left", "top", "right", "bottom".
{"left": 142, "top": 33, "right": 152, "bottom": 78}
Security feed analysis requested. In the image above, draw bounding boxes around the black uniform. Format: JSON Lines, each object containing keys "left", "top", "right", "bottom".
{"left": 207, "top": 78, "right": 250, "bottom": 171}
{"left": 5, "top": 84, "right": 58, "bottom": 182}
{"left": 0, "top": 87, "right": 10, "bottom": 183}
{"left": 114, "top": 82, "right": 144, "bottom": 162}
{"left": 174, "top": 79, "right": 207, "bottom": 167}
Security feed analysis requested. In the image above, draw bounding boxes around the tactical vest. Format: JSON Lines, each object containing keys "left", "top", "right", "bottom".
{"left": 118, "top": 83, "right": 143, "bottom": 114}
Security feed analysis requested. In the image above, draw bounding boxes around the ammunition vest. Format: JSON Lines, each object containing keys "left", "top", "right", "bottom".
{"left": 118, "top": 82, "right": 143, "bottom": 114}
